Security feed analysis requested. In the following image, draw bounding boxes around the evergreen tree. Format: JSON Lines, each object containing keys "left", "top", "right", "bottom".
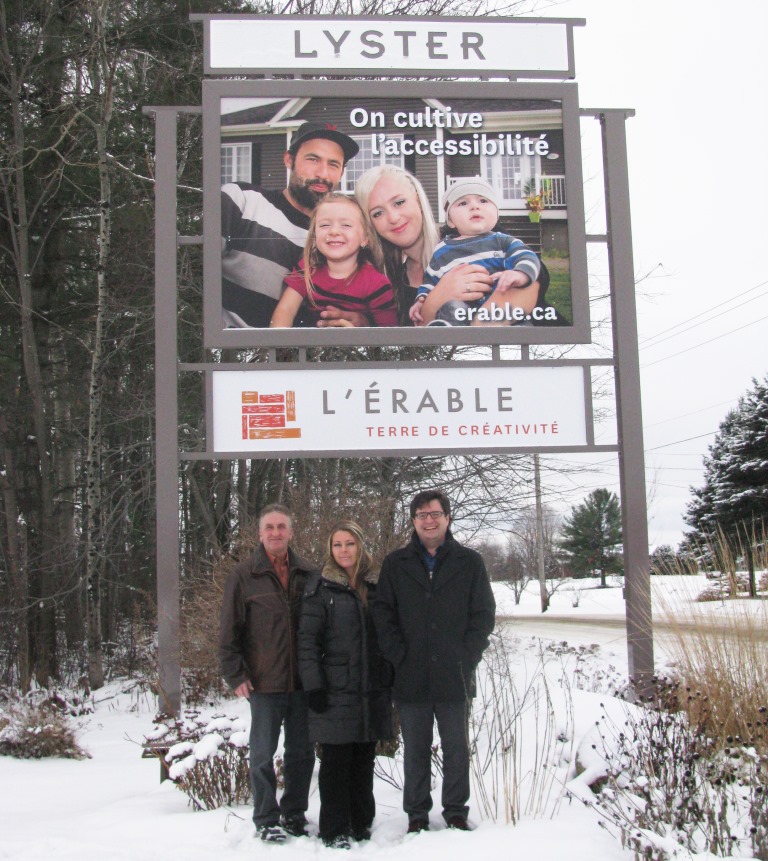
{"left": 685, "top": 374, "right": 768, "bottom": 596}
{"left": 559, "top": 488, "right": 623, "bottom": 586}
{"left": 648, "top": 544, "right": 676, "bottom": 575}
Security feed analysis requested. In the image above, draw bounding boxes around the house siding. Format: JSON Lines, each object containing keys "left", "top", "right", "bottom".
{"left": 289, "top": 97, "right": 440, "bottom": 220}
{"left": 445, "top": 128, "right": 565, "bottom": 177}
{"left": 221, "top": 98, "right": 564, "bottom": 222}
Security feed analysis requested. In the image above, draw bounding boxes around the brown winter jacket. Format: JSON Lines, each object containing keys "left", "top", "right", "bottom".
{"left": 219, "top": 544, "right": 318, "bottom": 693}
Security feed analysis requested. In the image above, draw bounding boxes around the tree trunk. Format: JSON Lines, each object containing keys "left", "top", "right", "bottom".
{"left": 52, "top": 333, "right": 82, "bottom": 653}
{"left": 6, "top": 43, "right": 58, "bottom": 684}
{"left": 534, "top": 454, "right": 548, "bottom": 612}
{"left": 84, "top": 8, "right": 119, "bottom": 690}
{"left": 0, "top": 415, "right": 30, "bottom": 690}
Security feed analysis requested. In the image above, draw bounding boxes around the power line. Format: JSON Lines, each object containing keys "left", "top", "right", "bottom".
{"left": 650, "top": 467, "right": 706, "bottom": 473}
{"left": 639, "top": 277, "right": 768, "bottom": 346}
{"left": 641, "top": 313, "right": 768, "bottom": 368}
{"left": 641, "top": 289, "right": 768, "bottom": 350}
{"left": 644, "top": 397, "right": 737, "bottom": 428}
{"left": 646, "top": 452, "right": 711, "bottom": 457}
{"left": 650, "top": 480, "right": 699, "bottom": 490}
{"left": 646, "top": 431, "right": 716, "bottom": 451}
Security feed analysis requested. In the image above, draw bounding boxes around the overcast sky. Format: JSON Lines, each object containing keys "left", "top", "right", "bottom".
{"left": 533, "top": 0, "right": 768, "bottom": 549}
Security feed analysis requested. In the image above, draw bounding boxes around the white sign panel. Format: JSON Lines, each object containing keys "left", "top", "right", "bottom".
{"left": 208, "top": 19, "right": 571, "bottom": 74}
{"left": 212, "top": 366, "right": 587, "bottom": 454}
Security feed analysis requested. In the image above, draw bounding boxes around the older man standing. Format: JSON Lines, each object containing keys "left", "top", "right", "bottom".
{"left": 372, "top": 490, "right": 496, "bottom": 834}
{"left": 219, "top": 504, "right": 318, "bottom": 843}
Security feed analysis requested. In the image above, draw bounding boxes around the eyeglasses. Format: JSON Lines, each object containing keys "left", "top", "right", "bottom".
{"left": 414, "top": 511, "right": 445, "bottom": 521}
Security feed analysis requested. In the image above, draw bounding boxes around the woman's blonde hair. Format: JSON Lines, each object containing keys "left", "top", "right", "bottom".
{"left": 326, "top": 520, "right": 373, "bottom": 601}
{"left": 302, "top": 193, "right": 384, "bottom": 306}
{"left": 354, "top": 165, "right": 440, "bottom": 275}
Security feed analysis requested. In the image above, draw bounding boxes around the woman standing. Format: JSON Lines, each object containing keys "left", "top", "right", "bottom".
{"left": 298, "top": 522, "right": 394, "bottom": 848}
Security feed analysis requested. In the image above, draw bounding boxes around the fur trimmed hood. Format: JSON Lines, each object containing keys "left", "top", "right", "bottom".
{"left": 320, "top": 560, "right": 379, "bottom": 587}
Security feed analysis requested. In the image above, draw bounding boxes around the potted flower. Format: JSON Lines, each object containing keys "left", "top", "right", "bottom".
{"left": 524, "top": 180, "right": 549, "bottom": 223}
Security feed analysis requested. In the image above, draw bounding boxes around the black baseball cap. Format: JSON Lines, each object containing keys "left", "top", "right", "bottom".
{"left": 287, "top": 121, "right": 359, "bottom": 164}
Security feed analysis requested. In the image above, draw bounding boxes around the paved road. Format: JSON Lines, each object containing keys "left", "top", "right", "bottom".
{"left": 498, "top": 614, "right": 629, "bottom": 653}
{"left": 499, "top": 612, "right": 768, "bottom": 662}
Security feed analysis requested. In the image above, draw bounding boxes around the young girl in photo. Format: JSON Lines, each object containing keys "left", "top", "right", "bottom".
{"left": 270, "top": 193, "right": 398, "bottom": 328}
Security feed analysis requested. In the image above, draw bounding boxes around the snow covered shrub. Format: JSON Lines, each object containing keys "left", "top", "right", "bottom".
{"left": 0, "top": 689, "right": 88, "bottom": 759}
{"left": 696, "top": 572, "right": 751, "bottom": 602}
{"left": 543, "top": 640, "right": 625, "bottom": 695}
{"left": 572, "top": 691, "right": 768, "bottom": 861}
{"left": 469, "top": 629, "right": 624, "bottom": 827}
{"left": 146, "top": 710, "right": 251, "bottom": 810}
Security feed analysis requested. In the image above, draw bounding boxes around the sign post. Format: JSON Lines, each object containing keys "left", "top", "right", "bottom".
{"left": 600, "top": 108, "right": 654, "bottom": 685}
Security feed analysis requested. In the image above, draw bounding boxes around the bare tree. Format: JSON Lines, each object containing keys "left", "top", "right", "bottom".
{"left": 277, "top": 0, "right": 533, "bottom": 18}
{"left": 486, "top": 506, "right": 564, "bottom": 606}
{"left": 0, "top": 0, "right": 87, "bottom": 684}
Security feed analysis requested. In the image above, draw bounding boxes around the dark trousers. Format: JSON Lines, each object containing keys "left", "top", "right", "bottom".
{"left": 397, "top": 700, "right": 470, "bottom": 823}
{"left": 318, "top": 742, "right": 377, "bottom": 842}
{"left": 248, "top": 691, "right": 315, "bottom": 827}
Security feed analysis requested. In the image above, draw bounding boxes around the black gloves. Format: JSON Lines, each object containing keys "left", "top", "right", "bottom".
{"left": 306, "top": 689, "right": 329, "bottom": 713}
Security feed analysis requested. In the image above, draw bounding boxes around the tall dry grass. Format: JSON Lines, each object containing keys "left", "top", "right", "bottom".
{"left": 469, "top": 631, "right": 574, "bottom": 824}
{"left": 652, "top": 533, "right": 768, "bottom": 754}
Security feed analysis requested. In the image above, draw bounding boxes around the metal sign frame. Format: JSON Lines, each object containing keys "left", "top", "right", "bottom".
{"left": 145, "top": 14, "right": 653, "bottom": 716}
{"left": 204, "top": 79, "right": 590, "bottom": 349}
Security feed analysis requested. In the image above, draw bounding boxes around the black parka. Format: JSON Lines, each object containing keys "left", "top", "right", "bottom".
{"left": 219, "top": 544, "right": 317, "bottom": 692}
{"left": 371, "top": 530, "right": 496, "bottom": 703}
{"left": 298, "top": 566, "right": 394, "bottom": 745}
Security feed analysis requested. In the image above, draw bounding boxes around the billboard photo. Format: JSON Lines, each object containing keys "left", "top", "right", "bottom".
{"left": 203, "top": 80, "right": 589, "bottom": 348}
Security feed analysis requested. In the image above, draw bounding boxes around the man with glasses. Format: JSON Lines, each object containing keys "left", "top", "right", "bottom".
{"left": 372, "top": 489, "right": 495, "bottom": 834}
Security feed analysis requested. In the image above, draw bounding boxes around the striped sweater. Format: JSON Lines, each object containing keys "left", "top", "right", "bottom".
{"left": 221, "top": 183, "right": 309, "bottom": 328}
{"left": 416, "top": 231, "right": 541, "bottom": 305}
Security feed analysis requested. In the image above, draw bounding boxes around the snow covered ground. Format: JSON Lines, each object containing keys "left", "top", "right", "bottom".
{"left": 1, "top": 576, "right": 763, "bottom": 861}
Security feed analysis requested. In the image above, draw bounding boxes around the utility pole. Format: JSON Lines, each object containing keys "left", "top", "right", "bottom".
{"left": 534, "top": 454, "right": 549, "bottom": 613}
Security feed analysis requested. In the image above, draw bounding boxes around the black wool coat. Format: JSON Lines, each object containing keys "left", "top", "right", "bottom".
{"left": 371, "top": 530, "right": 496, "bottom": 703}
{"left": 297, "top": 567, "right": 395, "bottom": 745}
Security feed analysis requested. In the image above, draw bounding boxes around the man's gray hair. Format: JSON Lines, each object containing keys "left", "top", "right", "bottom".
{"left": 258, "top": 503, "right": 293, "bottom": 529}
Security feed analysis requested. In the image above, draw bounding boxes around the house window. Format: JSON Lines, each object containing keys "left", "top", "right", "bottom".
{"left": 221, "top": 143, "right": 252, "bottom": 184}
{"left": 481, "top": 153, "right": 541, "bottom": 209}
{"left": 340, "top": 135, "right": 405, "bottom": 193}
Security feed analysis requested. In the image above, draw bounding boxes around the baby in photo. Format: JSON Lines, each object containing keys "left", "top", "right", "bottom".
{"left": 410, "top": 177, "right": 541, "bottom": 326}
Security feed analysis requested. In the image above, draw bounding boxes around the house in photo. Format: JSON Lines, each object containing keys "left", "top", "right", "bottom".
{"left": 220, "top": 95, "right": 570, "bottom": 258}
{"left": 220, "top": 92, "right": 573, "bottom": 321}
